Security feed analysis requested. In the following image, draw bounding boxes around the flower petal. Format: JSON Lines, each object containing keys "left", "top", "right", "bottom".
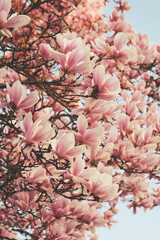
{"left": 6, "top": 15, "right": 30, "bottom": 28}
{"left": 0, "top": 0, "right": 11, "bottom": 15}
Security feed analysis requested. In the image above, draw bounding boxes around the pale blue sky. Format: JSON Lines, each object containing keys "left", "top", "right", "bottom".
{"left": 97, "top": 0, "right": 160, "bottom": 239}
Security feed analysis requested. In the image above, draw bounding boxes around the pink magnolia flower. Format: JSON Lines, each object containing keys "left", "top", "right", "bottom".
{"left": 0, "top": 80, "right": 38, "bottom": 111}
{"left": 132, "top": 126, "right": 160, "bottom": 149}
{"left": 125, "top": 99, "right": 137, "bottom": 119}
{"left": 24, "top": 166, "right": 50, "bottom": 188}
{"left": 86, "top": 170, "right": 119, "bottom": 202}
{"left": 9, "top": 191, "right": 38, "bottom": 211}
{"left": 39, "top": 31, "right": 94, "bottom": 74}
{"left": 39, "top": 43, "right": 53, "bottom": 61}
{"left": 138, "top": 151, "right": 159, "bottom": 171}
{"left": 81, "top": 206, "right": 106, "bottom": 229}
{"left": 104, "top": 209, "right": 117, "bottom": 229}
{"left": 73, "top": 98, "right": 117, "bottom": 122}
{"left": 51, "top": 132, "right": 85, "bottom": 159}
{"left": 49, "top": 197, "right": 70, "bottom": 219}
{"left": 0, "top": 0, "right": 30, "bottom": 37}
{"left": 51, "top": 45, "right": 94, "bottom": 75}
{"left": 20, "top": 112, "right": 54, "bottom": 147}
{"left": 109, "top": 32, "right": 137, "bottom": 69}
{"left": 114, "top": 140, "right": 136, "bottom": 162}
{"left": 115, "top": 0, "right": 131, "bottom": 12}
{"left": 116, "top": 113, "right": 130, "bottom": 132}
{"left": 55, "top": 31, "right": 84, "bottom": 54}
{"left": 67, "top": 157, "right": 95, "bottom": 185}
{"left": 123, "top": 174, "right": 149, "bottom": 198}
{"left": 10, "top": 191, "right": 30, "bottom": 211}
{"left": 131, "top": 79, "right": 151, "bottom": 95}
{"left": 75, "top": 115, "right": 104, "bottom": 148}
{"left": 88, "top": 143, "right": 114, "bottom": 163}
{"left": 90, "top": 65, "right": 121, "bottom": 100}
{"left": 91, "top": 38, "right": 110, "bottom": 56}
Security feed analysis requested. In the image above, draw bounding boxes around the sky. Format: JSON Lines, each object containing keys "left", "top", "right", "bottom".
{"left": 97, "top": 0, "right": 160, "bottom": 239}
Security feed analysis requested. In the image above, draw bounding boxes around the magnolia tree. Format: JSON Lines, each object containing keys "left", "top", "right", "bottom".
{"left": 0, "top": 0, "right": 160, "bottom": 239}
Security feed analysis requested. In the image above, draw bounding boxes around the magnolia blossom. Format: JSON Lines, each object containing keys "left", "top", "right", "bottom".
{"left": 109, "top": 32, "right": 137, "bottom": 69}
{"left": 116, "top": 113, "right": 130, "bottom": 132}
{"left": 55, "top": 31, "right": 85, "bottom": 53}
{"left": 75, "top": 115, "right": 104, "bottom": 148}
{"left": 0, "top": 0, "right": 30, "bottom": 37}
{"left": 51, "top": 132, "right": 86, "bottom": 159}
{"left": 24, "top": 166, "right": 49, "bottom": 184}
{"left": 51, "top": 45, "right": 94, "bottom": 75}
{"left": 123, "top": 174, "right": 149, "bottom": 198}
{"left": 87, "top": 171, "right": 119, "bottom": 201}
{"left": 132, "top": 126, "right": 160, "bottom": 149}
{"left": 20, "top": 112, "right": 54, "bottom": 147}
{"left": 39, "top": 43, "right": 53, "bottom": 61}
{"left": 40, "top": 31, "right": 95, "bottom": 74}
{"left": 91, "top": 65, "right": 121, "bottom": 100}
{"left": 9, "top": 191, "right": 39, "bottom": 211}
{"left": 49, "top": 197, "right": 70, "bottom": 219}
{"left": 91, "top": 38, "right": 110, "bottom": 56}
{"left": 67, "top": 157, "right": 95, "bottom": 185}
{"left": 0, "top": 80, "right": 38, "bottom": 111}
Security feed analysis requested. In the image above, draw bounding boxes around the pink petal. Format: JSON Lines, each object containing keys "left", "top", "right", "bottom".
{"left": 144, "top": 126, "right": 153, "bottom": 143}
{"left": 67, "top": 47, "right": 87, "bottom": 68}
{"left": 50, "top": 49, "right": 66, "bottom": 69}
{"left": 72, "top": 158, "right": 86, "bottom": 176}
{"left": 9, "top": 80, "right": 23, "bottom": 106}
{"left": 0, "top": 0, "right": 11, "bottom": 15}
{"left": 5, "top": 15, "right": 30, "bottom": 28}
{"left": 0, "top": 10, "right": 7, "bottom": 24}
{"left": 101, "top": 185, "right": 119, "bottom": 201}
{"left": 77, "top": 115, "right": 88, "bottom": 135}
{"left": 95, "top": 38, "right": 107, "bottom": 50}
{"left": 116, "top": 113, "right": 130, "bottom": 132}
{"left": 69, "top": 61, "right": 94, "bottom": 74}
{"left": 22, "top": 112, "right": 33, "bottom": 133}
{"left": 39, "top": 43, "right": 52, "bottom": 61}
{"left": 32, "top": 125, "right": 53, "bottom": 142}
{"left": 29, "top": 166, "right": 46, "bottom": 183}
{"left": 93, "top": 65, "right": 105, "bottom": 86}
{"left": 57, "top": 133, "right": 74, "bottom": 156}
{"left": 122, "top": 48, "right": 137, "bottom": 62}
{"left": 56, "top": 33, "right": 65, "bottom": 52}
{"left": 105, "top": 76, "right": 120, "bottom": 92}
{"left": 18, "top": 91, "right": 38, "bottom": 109}
{"left": 66, "top": 145, "right": 85, "bottom": 157}
{"left": 84, "top": 127, "right": 104, "bottom": 147}
{"left": 114, "top": 32, "right": 127, "bottom": 51}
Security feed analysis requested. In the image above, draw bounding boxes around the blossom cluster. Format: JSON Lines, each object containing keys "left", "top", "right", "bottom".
{"left": 0, "top": 0, "right": 160, "bottom": 239}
